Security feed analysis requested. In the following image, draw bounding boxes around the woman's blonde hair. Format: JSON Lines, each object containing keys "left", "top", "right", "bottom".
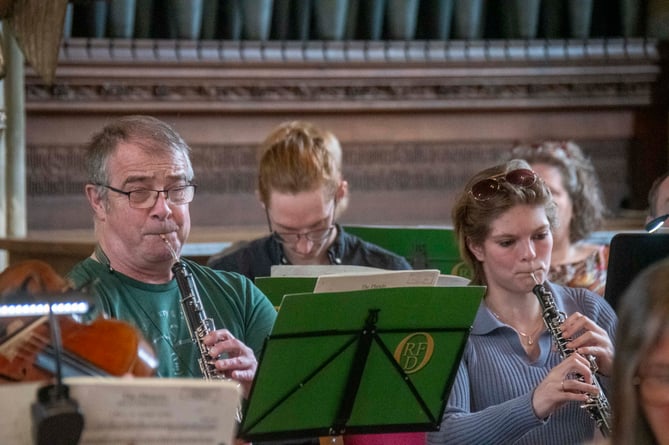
{"left": 452, "top": 159, "right": 557, "bottom": 285}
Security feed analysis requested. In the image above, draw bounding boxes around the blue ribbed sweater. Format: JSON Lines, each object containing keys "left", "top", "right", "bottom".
{"left": 427, "top": 282, "right": 617, "bottom": 445}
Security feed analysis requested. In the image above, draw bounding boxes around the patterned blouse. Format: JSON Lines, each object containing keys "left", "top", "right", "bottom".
{"left": 549, "top": 244, "right": 610, "bottom": 296}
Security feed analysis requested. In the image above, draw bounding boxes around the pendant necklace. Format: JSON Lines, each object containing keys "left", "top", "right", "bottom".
{"left": 489, "top": 307, "right": 544, "bottom": 346}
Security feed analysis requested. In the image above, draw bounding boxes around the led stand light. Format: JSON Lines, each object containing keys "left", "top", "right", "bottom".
{"left": 645, "top": 213, "right": 669, "bottom": 233}
{"left": 0, "top": 293, "right": 92, "bottom": 445}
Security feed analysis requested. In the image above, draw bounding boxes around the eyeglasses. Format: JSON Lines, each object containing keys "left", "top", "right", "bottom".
{"left": 469, "top": 169, "right": 538, "bottom": 201}
{"left": 97, "top": 184, "right": 197, "bottom": 209}
{"left": 634, "top": 371, "right": 669, "bottom": 405}
{"left": 267, "top": 200, "right": 337, "bottom": 246}
{"left": 272, "top": 225, "right": 335, "bottom": 245}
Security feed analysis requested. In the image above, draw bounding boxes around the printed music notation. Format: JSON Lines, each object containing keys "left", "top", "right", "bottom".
{"left": 270, "top": 264, "right": 385, "bottom": 277}
{"left": 269, "top": 265, "right": 470, "bottom": 293}
{"left": 313, "top": 269, "right": 441, "bottom": 293}
{"left": 0, "top": 377, "right": 241, "bottom": 445}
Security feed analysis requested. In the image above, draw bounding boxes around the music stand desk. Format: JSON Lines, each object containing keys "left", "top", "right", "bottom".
{"left": 604, "top": 232, "right": 669, "bottom": 312}
{"left": 239, "top": 285, "right": 484, "bottom": 442}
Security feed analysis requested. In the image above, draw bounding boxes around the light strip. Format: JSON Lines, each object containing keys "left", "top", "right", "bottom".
{"left": 0, "top": 301, "right": 90, "bottom": 317}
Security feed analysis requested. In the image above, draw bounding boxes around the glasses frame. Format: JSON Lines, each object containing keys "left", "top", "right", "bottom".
{"left": 469, "top": 169, "right": 538, "bottom": 202}
{"left": 96, "top": 183, "right": 197, "bottom": 209}
{"left": 266, "top": 199, "right": 337, "bottom": 246}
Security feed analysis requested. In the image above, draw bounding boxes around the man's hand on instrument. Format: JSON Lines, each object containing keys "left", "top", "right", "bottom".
{"left": 204, "top": 329, "right": 258, "bottom": 397}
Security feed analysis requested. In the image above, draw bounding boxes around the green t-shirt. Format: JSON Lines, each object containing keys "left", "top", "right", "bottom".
{"left": 67, "top": 257, "right": 277, "bottom": 378}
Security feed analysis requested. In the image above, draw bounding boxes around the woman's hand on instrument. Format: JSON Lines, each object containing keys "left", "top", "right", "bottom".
{"left": 204, "top": 329, "right": 258, "bottom": 397}
{"left": 561, "top": 311, "right": 614, "bottom": 376}
{"left": 531, "top": 353, "right": 598, "bottom": 419}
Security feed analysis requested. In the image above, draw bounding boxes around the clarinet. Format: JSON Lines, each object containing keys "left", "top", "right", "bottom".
{"left": 162, "top": 236, "right": 243, "bottom": 421}
{"left": 531, "top": 274, "right": 612, "bottom": 437}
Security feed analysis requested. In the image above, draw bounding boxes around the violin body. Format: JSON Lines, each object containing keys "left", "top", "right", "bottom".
{"left": 59, "top": 316, "right": 157, "bottom": 377}
{"left": 0, "top": 260, "right": 158, "bottom": 381}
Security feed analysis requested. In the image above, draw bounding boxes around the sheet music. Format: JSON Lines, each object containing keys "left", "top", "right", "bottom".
{"left": 313, "top": 269, "right": 441, "bottom": 293}
{"left": 0, "top": 381, "right": 41, "bottom": 445}
{"left": 437, "top": 274, "right": 471, "bottom": 287}
{"left": 271, "top": 264, "right": 385, "bottom": 277}
{"left": 0, "top": 377, "right": 241, "bottom": 445}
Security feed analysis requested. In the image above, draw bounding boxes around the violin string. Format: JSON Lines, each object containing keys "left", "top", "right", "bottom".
{"left": 12, "top": 327, "right": 100, "bottom": 371}
{"left": 15, "top": 337, "right": 57, "bottom": 359}
{"left": 16, "top": 339, "right": 105, "bottom": 375}
{"left": 3, "top": 327, "right": 103, "bottom": 379}
{"left": 13, "top": 332, "right": 48, "bottom": 359}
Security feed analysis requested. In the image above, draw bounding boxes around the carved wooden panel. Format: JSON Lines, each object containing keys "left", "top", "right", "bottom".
{"left": 23, "top": 38, "right": 668, "bottom": 231}
{"left": 26, "top": 138, "right": 630, "bottom": 230}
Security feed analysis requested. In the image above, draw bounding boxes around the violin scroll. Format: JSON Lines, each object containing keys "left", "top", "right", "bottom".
{"left": 0, "top": 259, "right": 72, "bottom": 296}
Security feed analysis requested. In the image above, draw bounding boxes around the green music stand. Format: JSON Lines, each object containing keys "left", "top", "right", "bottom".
{"left": 238, "top": 285, "right": 484, "bottom": 442}
{"left": 343, "top": 225, "right": 471, "bottom": 278}
{"left": 254, "top": 276, "right": 318, "bottom": 308}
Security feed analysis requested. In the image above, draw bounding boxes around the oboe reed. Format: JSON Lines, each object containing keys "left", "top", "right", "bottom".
{"left": 530, "top": 272, "right": 540, "bottom": 285}
{"left": 160, "top": 234, "right": 179, "bottom": 262}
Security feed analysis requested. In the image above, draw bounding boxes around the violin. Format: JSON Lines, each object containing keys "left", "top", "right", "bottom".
{"left": 0, "top": 260, "right": 157, "bottom": 382}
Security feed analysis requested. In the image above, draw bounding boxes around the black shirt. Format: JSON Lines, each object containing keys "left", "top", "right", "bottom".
{"left": 207, "top": 225, "right": 412, "bottom": 279}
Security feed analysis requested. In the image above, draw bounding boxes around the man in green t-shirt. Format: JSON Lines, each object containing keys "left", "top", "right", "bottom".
{"left": 67, "top": 115, "right": 277, "bottom": 401}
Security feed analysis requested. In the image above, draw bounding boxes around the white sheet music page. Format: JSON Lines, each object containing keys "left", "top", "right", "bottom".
{"left": 436, "top": 274, "right": 471, "bottom": 287}
{"left": 0, "top": 381, "right": 42, "bottom": 445}
{"left": 71, "top": 377, "right": 241, "bottom": 445}
{"left": 0, "top": 377, "right": 241, "bottom": 445}
{"left": 270, "top": 264, "right": 385, "bottom": 277}
{"left": 313, "top": 269, "right": 442, "bottom": 293}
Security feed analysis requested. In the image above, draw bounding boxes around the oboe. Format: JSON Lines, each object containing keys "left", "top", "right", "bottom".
{"left": 162, "top": 235, "right": 242, "bottom": 421}
{"left": 530, "top": 273, "right": 612, "bottom": 437}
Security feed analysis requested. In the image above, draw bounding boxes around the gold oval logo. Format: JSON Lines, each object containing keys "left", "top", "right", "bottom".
{"left": 393, "top": 332, "right": 434, "bottom": 374}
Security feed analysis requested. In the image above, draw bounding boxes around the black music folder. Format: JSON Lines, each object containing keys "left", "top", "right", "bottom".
{"left": 604, "top": 232, "right": 669, "bottom": 312}
{"left": 238, "top": 285, "right": 484, "bottom": 442}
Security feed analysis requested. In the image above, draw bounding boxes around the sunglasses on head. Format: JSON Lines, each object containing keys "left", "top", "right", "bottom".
{"left": 469, "top": 168, "right": 538, "bottom": 201}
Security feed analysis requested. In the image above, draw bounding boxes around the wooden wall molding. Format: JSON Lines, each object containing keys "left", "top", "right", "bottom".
{"left": 25, "top": 38, "right": 664, "bottom": 112}
{"left": 22, "top": 38, "right": 668, "bottom": 230}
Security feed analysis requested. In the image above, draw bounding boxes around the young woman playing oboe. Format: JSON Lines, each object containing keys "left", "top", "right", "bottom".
{"left": 427, "top": 159, "right": 617, "bottom": 445}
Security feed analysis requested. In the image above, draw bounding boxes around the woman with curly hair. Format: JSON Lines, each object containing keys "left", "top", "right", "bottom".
{"left": 510, "top": 141, "right": 609, "bottom": 295}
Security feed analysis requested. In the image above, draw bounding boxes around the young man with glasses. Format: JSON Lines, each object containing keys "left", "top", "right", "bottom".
{"left": 67, "top": 116, "right": 277, "bottom": 405}
{"left": 209, "top": 122, "right": 418, "bottom": 445}
{"left": 208, "top": 121, "right": 411, "bottom": 280}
